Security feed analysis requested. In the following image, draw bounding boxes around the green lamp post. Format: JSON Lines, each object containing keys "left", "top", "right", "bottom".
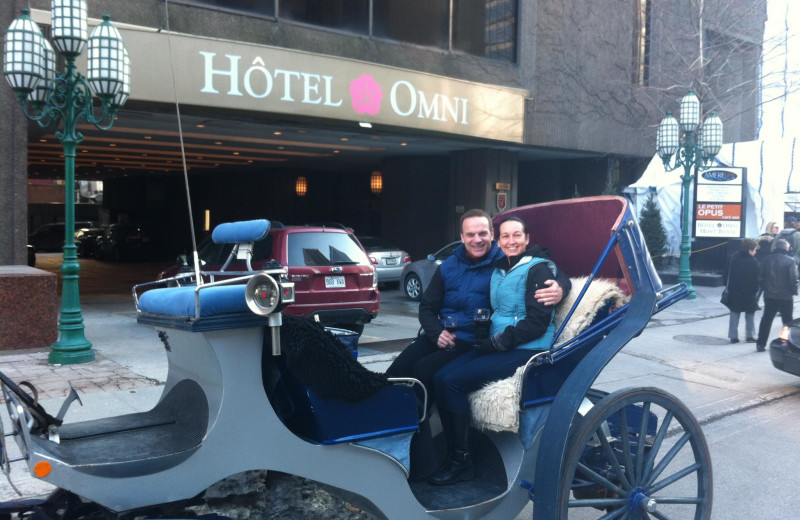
{"left": 656, "top": 90, "right": 724, "bottom": 300}
{"left": 3, "top": 1, "right": 130, "bottom": 364}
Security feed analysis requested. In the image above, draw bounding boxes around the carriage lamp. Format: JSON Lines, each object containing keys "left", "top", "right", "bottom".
{"left": 656, "top": 90, "right": 724, "bottom": 300}
{"left": 3, "top": 1, "right": 130, "bottom": 364}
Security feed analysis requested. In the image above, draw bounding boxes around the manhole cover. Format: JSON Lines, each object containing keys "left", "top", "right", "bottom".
{"left": 674, "top": 335, "right": 732, "bottom": 345}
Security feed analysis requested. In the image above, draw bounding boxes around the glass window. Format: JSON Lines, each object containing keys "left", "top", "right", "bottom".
{"left": 173, "top": 0, "right": 275, "bottom": 17}
{"left": 280, "top": 0, "right": 368, "bottom": 34}
{"left": 453, "top": 0, "right": 517, "bottom": 62}
{"left": 288, "top": 232, "right": 369, "bottom": 267}
{"left": 373, "top": 0, "right": 449, "bottom": 48}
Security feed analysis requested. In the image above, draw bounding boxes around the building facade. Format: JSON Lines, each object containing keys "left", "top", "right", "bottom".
{"left": 0, "top": 0, "right": 767, "bottom": 263}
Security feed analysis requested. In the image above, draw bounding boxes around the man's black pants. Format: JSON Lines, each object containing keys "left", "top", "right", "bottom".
{"left": 756, "top": 297, "right": 794, "bottom": 349}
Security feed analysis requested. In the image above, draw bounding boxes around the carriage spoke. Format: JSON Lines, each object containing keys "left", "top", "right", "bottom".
{"left": 568, "top": 497, "right": 627, "bottom": 509}
{"left": 617, "top": 408, "right": 636, "bottom": 485}
{"left": 641, "top": 410, "right": 674, "bottom": 483}
{"left": 575, "top": 462, "right": 628, "bottom": 496}
{"left": 597, "top": 423, "right": 632, "bottom": 490}
{"left": 635, "top": 401, "right": 651, "bottom": 481}
{"left": 651, "top": 510, "right": 671, "bottom": 520}
{"left": 649, "top": 462, "right": 702, "bottom": 494}
{"left": 644, "top": 432, "right": 690, "bottom": 489}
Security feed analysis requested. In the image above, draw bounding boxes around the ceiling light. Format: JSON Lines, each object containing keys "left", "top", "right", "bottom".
{"left": 273, "top": 131, "right": 282, "bottom": 136}
{"left": 341, "top": 137, "right": 349, "bottom": 141}
{"left": 359, "top": 122, "right": 372, "bottom": 128}
{"left": 295, "top": 176, "right": 308, "bottom": 197}
{"left": 401, "top": 142, "right": 408, "bottom": 146}
{"left": 370, "top": 170, "right": 383, "bottom": 194}
{"left": 196, "top": 124, "right": 205, "bottom": 128}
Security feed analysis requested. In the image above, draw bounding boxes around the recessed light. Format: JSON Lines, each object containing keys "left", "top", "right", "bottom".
{"left": 359, "top": 122, "right": 372, "bottom": 128}
{"left": 341, "top": 137, "right": 349, "bottom": 142}
{"left": 273, "top": 131, "right": 282, "bottom": 136}
{"left": 109, "top": 143, "right": 116, "bottom": 147}
{"left": 233, "top": 152, "right": 239, "bottom": 155}
{"left": 333, "top": 150, "right": 340, "bottom": 154}
{"left": 144, "top": 136, "right": 152, "bottom": 140}
{"left": 401, "top": 142, "right": 408, "bottom": 146}
{"left": 39, "top": 139, "right": 47, "bottom": 143}
{"left": 214, "top": 141, "right": 222, "bottom": 145}
{"left": 196, "top": 124, "right": 205, "bottom": 128}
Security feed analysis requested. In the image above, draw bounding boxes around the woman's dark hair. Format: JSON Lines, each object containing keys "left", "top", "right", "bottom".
{"left": 498, "top": 216, "right": 527, "bottom": 234}
{"left": 741, "top": 238, "right": 757, "bottom": 252}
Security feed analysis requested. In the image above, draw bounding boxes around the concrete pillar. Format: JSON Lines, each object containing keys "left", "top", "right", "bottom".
{"left": 0, "top": 0, "right": 30, "bottom": 266}
{"left": 449, "top": 149, "right": 519, "bottom": 231}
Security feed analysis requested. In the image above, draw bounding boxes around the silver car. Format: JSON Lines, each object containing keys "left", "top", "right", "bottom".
{"left": 357, "top": 236, "right": 411, "bottom": 286}
{"left": 400, "top": 241, "right": 460, "bottom": 301}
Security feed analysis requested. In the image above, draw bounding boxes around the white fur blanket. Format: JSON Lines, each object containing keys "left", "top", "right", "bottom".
{"left": 469, "top": 277, "right": 629, "bottom": 432}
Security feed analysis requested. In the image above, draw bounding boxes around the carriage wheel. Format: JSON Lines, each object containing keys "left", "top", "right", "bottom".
{"left": 558, "top": 387, "right": 712, "bottom": 519}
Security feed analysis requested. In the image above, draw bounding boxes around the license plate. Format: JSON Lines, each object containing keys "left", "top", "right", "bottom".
{"left": 325, "top": 276, "right": 346, "bottom": 288}
{"left": 386, "top": 257, "right": 398, "bottom": 265}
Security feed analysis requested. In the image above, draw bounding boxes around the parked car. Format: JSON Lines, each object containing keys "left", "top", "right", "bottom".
{"left": 28, "top": 221, "right": 95, "bottom": 252}
{"left": 356, "top": 235, "right": 411, "bottom": 287}
{"left": 158, "top": 223, "right": 379, "bottom": 334}
{"left": 769, "top": 319, "right": 800, "bottom": 376}
{"left": 75, "top": 226, "right": 106, "bottom": 258}
{"left": 400, "top": 240, "right": 460, "bottom": 301}
{"left": 27, "top": 245, "right": 35, "bottom": 267}
{"left": 95, "top": 223, "right": 153, "bottom": 262}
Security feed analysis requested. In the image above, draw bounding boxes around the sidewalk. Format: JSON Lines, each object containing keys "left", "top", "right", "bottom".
{"left": 2, "top": 283, "right": 799, "bottom": 499}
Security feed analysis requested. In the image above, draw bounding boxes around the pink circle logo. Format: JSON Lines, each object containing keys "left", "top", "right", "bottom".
{"left": 349, "top": 73, "right": 383, "bottom": 116}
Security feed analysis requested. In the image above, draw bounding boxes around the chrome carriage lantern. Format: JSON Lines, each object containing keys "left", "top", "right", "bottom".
{"left": 655, "top": 90, "right": 725, "bottom": 300}
{"left": 2, "top": 1, "right": 130, "bottom": 365}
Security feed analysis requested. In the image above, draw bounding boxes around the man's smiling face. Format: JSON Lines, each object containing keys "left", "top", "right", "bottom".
{"left": 461, "top": 216, "right": 493, "bottom": 260}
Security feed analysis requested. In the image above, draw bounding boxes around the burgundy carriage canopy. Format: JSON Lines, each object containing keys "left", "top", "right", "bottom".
{"left": 492, "top": 196, "right": 630, "bottom": 288}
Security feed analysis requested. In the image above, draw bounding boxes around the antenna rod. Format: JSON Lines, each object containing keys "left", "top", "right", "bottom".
{"left": 164, "top": 0, "right": 201, "bottom": 283}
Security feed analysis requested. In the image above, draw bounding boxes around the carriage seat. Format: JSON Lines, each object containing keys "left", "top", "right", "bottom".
{"left": 269, "top": 360, "right": 419, "bottom": 445}
{"left": 468, "top": 276, "right": 629, "bottom": 433}
{"left": 137, "top": 220, "right": 272, "bottom": 319}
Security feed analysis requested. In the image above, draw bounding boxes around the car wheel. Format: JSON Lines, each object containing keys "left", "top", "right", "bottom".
{"left": 404, "top": 273, "right": 422, "bottom": 301}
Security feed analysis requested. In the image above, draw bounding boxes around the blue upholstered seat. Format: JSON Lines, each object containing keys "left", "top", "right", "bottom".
{"left": 138, "top": 285, "right": 248, "bottom": 317}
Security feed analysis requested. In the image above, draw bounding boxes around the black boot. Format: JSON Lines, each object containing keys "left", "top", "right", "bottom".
{"left": 428, "top": 411, "right": 475, "bottom": 485}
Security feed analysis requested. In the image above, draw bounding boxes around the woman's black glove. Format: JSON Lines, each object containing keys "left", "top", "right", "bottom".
{"left": 474, "top": 334, "right": 510, "bottom": 355}
{"left": 475, "top": 338, "right": 497, "bottom": 355}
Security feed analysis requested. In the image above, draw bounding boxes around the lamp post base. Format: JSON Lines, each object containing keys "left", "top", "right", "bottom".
{"left": 49, "top": 335, "right": 95, "bottom": 365}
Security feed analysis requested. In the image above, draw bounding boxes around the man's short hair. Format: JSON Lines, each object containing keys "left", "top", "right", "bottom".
{"left": 741, "top": 238, "right": 757, "bottom": 252}
{"left": 786, "top": 216, "right": 798, "bottom": 225}
{"left": 460, "top": 209, "right": 492, "bottom": 231}
{"left": 775, "top": 238, "right": 790, "bottom": 251}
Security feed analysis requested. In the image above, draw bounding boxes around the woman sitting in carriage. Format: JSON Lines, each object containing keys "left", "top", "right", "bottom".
{"left": 430, "top": 216, "right": 564, "bottom": 485}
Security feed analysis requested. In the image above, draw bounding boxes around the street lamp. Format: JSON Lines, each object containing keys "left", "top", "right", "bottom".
{"left": 3, "top": 2, "right": 129, "bottom": 364}
{"left": 656, "top": 90, "right": 723, "bottom": 300}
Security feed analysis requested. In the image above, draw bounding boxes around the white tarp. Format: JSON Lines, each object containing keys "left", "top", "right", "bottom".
{"left": 627, "top": 137, "right": 800, "bottom": 258}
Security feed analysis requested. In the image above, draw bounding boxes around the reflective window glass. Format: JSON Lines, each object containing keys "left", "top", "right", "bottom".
{"left": 288, "top": 232, "right": 369, "bottom": 267}
{"left": 280, "top": 0, "right": 369, "bottom": 34}
{"left": 174, "top": 0, "right": 275, "bottom": 17}
{"left": 373, "top": 0, "right": 449, "bottom": 48}
{"left": 453, "top": 0, "right": 517, "bottom": 62}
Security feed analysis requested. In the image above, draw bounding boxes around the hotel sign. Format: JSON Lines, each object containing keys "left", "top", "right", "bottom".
{"left": 117, "top": 29, "right": 527, "bottom": 143}
{"left": 694, "top": 167, "right": 747, "bottom": 238}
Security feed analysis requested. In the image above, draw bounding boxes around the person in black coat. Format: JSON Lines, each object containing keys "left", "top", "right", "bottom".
{"left": 724, "top": 238, "right": 759, "bottom": 343}
{"left": 756, "top": 238, "right": 800, "bottom": 352}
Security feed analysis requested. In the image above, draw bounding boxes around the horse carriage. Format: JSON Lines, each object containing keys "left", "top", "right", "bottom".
{"left": 0, "top": 196, "right": 711, "bottom": 519}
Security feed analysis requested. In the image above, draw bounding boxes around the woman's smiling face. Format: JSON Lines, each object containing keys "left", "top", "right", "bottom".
{"left": 498, "top": 219, "right": 529, "bottom": 258}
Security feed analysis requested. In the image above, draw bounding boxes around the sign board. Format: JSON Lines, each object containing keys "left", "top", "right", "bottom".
{"left": 693, "top": 167, "right": 746, "bottom": 238}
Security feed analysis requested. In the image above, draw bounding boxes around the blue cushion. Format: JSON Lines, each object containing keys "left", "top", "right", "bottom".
{"left": 285, "top": 380, "right": 419, "bottom": 444}
{"left": 212, "top": 220, "right": 270, "bottom": 244}
{"left": 139, "top": 285, "right": 248, "bottom": 317}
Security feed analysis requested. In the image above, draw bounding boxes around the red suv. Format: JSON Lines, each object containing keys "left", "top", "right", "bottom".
{"left": 159, "top": 223, "right": 380, "bottom": 333}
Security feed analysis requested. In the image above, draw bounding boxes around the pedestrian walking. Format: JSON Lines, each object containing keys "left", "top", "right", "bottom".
{"left": 756, "top": 239, "right": 799, "bottom": 352}
{"left": 723, "top": 238, "right": 759, "bottom": 344}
